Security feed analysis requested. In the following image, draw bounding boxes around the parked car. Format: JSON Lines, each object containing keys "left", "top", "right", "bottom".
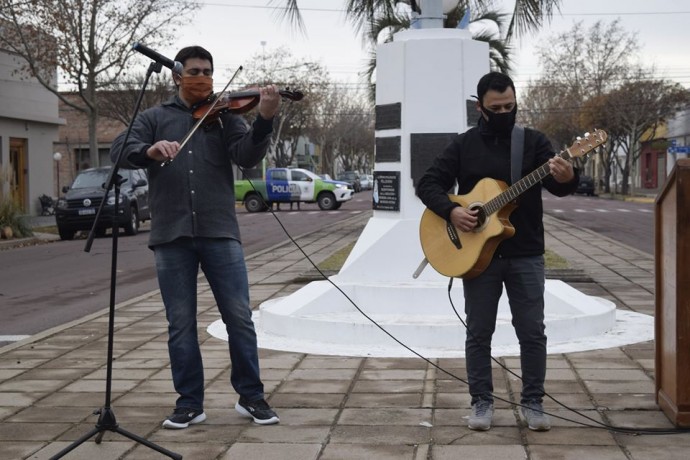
{"left": 359, "top": 174, "right": 372, "bottom": 190}
{"left": 337, "top": 171, "right": 361, "bottom": 192}
{"left": 55, "top": 166, "right": 150, "bottom": 240}
{"left": 574, "top": 175, "right": 595, "bottom": 196}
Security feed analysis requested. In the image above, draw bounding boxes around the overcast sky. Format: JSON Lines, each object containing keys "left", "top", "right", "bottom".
{"left": 154, "top": 0, "right": 688, "bottom": 93}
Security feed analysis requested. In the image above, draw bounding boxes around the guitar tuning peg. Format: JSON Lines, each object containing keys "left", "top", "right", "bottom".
{"left": 584, "top": 132, "right": 591, "bottom": 137}
{"left": 576, "top": 136, "right": 582, "bottom": 141}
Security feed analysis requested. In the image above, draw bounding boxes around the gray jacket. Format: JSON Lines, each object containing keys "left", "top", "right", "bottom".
{"left": 110, "top": 95, "right": 273, "bottom": 247}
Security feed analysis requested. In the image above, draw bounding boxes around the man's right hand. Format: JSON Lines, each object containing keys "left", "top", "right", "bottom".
{"left": 147, "top": 140, "right": 180, "bottom": 162}
{"left": 450, "top": 206, "right": 478, "bottom": 232}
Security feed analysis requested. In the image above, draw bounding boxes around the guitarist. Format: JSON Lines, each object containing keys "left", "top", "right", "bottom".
{"left": 416, "top": 72, "right": 578, "bottom": 432}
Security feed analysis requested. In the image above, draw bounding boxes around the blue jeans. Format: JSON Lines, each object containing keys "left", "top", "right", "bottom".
{"left": 462, "top": 255, "right": 546, "bottom": 405}
{"left": 154, "top": 237, "right": 264, "bottom": 410}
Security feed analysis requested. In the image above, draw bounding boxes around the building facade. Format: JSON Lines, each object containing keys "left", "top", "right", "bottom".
{"left": 0, "top": 49, "right": 64, "bottom": 215}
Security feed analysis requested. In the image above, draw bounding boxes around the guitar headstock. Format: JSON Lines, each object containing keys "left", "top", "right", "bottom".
{"left": 567, "top": 129, "right": 607, "bottom": 158}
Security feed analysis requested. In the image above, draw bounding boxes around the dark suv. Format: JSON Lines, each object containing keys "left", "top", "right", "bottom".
{"left": 337, "top": 171, "right": 362, "bottom": 192}
{"left": 575, "top": 175, "right": 595, "bottom": 196}
{"left": 55, "top": 166, "right": 150, "bottom": 240}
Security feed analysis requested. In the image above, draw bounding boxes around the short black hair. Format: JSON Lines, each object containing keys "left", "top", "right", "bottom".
{"left": 174, "top": 46, "right": 214, "bottom": 71}
{"left": 476, "top": 72, "right": 515, "bottom": 104}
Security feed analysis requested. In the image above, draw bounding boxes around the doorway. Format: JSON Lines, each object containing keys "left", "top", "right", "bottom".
{"left": 9, "top": 138, "right": 28, "bottom": 212}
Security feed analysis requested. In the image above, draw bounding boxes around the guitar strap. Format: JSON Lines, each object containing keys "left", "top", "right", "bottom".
{"left": 510, "top": 124, "right": 525, "bottom": 185}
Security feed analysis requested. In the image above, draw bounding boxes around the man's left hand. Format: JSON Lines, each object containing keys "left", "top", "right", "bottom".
{"left": 549, "top": 157, "right": 575, "bottom": 183}
{"left": 258, "top": 84, "right": 280, "bottom": 119}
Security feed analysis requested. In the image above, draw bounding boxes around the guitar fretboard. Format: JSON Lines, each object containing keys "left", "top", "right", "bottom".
{"left": 482, "top": 150, "right": 573, "bottom": 216}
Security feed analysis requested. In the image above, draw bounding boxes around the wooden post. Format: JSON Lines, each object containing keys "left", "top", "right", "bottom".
{"left": 655, "top": 158, "right": 690, "bottom": 427}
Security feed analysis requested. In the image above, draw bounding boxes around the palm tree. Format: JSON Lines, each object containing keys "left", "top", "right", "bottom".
{"left": 270, "top": 0, "right": 562, "bottom": 40}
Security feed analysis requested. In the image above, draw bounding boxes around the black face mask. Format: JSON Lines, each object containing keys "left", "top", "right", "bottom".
{"left": 481, "top": 104, "right": 517, "bottom": 136}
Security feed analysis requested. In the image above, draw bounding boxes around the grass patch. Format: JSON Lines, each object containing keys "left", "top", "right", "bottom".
{"left": 33, "top": 225, "right": 58, "bottom": 235}
{"left": 318, "top": 242, "right": 569, "bottom": 272}
{"left": 318, "top": 241, "right": 356, "bottom": 271}
{"left": 545, "top": 249, "right": 569, "bottom": 269}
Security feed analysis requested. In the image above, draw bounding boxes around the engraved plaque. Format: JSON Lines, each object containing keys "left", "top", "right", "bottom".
{"left": 466, "top": 99, "right": 481, "bottom": 126}
{"left": 410, "top": 132, "right": 457, "bottom": 186}
{"left": 375, "top": 103, "right": 402, "bottom": 130}
{"left": 375, "top": 136, "right": 401, "bottom": 163}
{"left": 372, "top": 171, "right": 400, "bottom": 211}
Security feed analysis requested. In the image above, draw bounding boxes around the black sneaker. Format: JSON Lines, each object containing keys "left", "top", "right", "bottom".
{"left": 161, "top": 407, "right": 207, "bottom": 429}
{"left": 235, "top": 397, "right": 279, "bottom": 425}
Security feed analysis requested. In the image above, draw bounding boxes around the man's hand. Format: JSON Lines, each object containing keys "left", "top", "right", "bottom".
{"left": 258, "top": 84, "right": 280, "bottom": 119}
{"left": 450, "top": 206, "right": 478, "bottom": 233}
{"left": 549, "top": 156, "right": 575, "bottom": 183}
{"left": 147, "top": 140, "right": 180, "bottom": 163}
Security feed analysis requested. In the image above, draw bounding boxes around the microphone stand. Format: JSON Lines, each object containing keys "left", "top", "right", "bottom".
{"left": 50, "top": 61, "right": 182, "bottom": 460}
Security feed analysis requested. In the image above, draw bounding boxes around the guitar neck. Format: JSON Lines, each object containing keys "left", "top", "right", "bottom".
{"left": 483, "top": 149, "right": 572, "bottom": 216}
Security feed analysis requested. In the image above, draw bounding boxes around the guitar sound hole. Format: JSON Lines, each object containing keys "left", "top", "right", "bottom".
{"left": 470, "top": 205, "right": 487, "bottom": 230}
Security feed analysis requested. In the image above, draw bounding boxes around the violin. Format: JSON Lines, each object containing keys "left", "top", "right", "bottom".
{"left": 191, "top": 88, "right": 304, "bottom": 124}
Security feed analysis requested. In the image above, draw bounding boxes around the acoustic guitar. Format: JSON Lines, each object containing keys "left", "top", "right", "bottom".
{"left": 419, "top": 129, "right": 607, "bottom": 279}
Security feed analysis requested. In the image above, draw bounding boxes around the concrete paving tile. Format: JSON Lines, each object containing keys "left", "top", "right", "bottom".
{"left": 568, "top": 357, "right": 639, "bottom": 369}
{"left": 287, "top": 368, "right": 359, "bottom": 381}
{"left": 576, "top": 368, "right": 651, "bottom": 380}
{"left": 0, "top": 368, "right": 26, "bottom": 381}
{"left": 83, "top": 368, "right": 157, "bottom": 380}
{"left": 432, "top": 444, "right": 526, "bottom": 460}
{"left": 320, "top": 443, "right": 416, "bottom": 460}
{"left": 298, "top": 356, "right": 363, "bottom": 369}
{"left": 0, "top": 421, "right": 70, "bottom": 441}
{"left": 0, "top": 406, "right": 16, "bottom": 420}
{"left": 358, "top": 369, "right": 427, "bottom": 380}
{"left": 593, "top": 393, "right": 658, "bottom": 410}
{"left": 363, "top": 358, "right": 428, "bottom": 370}
{"left": 0, "top": 379, "right": 69, "bottom": 393}
{"left": 279, "top": 380, "right": 351, "bottom": 393}
{"left": 20, "top": 441, "right": 134, "bottom": 460}
{"left": 583, "top": 380, "right": 655, "bottom": 394}
{"left": 126, "top": 442, "right": 228, "bottom": 460}
{"left": 270, "top": 392, "right": 346, "bottom": 409}
{"left": 431, "top": 426, "right": 522, "bottom": 445}
{"left": 6, "top": 406, "right": 92, "bottom": 423}
{"left": 257, "top": 354, "right": 305, "bottom": 369}
{"left": 329, "top": 425, "right": 430, "bottom": 445}
{"left": 0, "top": 392, "right": 41, "bottom": 407}
{"left": 0, "top": 358, "right": 50, "bottom": 369}
{"left": 61, "top": 379, "right": 140, "bottom": 393}
{"left": 149, "top": 424, "right": 244, "bottom": 444}
{"left": 338, "top": 407, "right": 432, "bottom": 426}
{"left": 604, "top": 409, "right": 678, "bottom": 429}
{"left": 435, "top": 408, "right": 517, "bottom": 427}
{"left": 530, "top": 444, "right": 628, "bottom": 460}
{"left": 434, "top": 392, "right": 472, "bottom": 408}
{"left": 223, "top": 443, "right": 322, "bottom": 460}
{"left": 626, "top": 446, "right": 690, "bottom": 460}
{"left": 524, "top": 426, "right": 617, "bottom": 445}
{"left": 351, "top": 379, "right": 424, "bottom": 393}
{"left": 345, "top": 392, "right": 422, "bottom": 408}
{"left": 238, "top": 425, "right": 330, "bottom": 443}
{"left": 0, "top": 441, "right": 45, "bottom": 460}
{"left": 255, "top": 408, "right": 338, "bottom": 426}
{"left": 616, "top": 431, "right": 690, "bottom": 447}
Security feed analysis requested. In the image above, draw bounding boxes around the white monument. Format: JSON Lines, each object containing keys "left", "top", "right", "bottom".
{"left": 209, "top": 0, "right": 652, "bottom": 357}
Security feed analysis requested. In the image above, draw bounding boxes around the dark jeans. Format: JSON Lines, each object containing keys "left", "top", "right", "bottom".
{"left": 462, "top": 255, "right": 546, "bottom": 405}
{"left": 154, "top": 237, "right": 264, "bottom": 410}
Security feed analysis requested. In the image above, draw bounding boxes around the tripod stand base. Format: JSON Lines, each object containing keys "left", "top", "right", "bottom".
{"left": 49, "top": 407, "right": 182, "bottom": 460}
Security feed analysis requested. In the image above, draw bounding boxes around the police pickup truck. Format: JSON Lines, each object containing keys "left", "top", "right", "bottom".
{"left": 234, "top": 168, "right": 354, "bottom": 212}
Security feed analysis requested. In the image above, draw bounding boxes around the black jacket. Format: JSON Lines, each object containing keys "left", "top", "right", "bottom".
{"left": 416, "top": 119, "right": 578, "bottom": 258}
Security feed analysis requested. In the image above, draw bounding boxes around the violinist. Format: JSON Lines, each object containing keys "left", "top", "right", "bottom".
{"left": 110, "top": 45, "right": 280, "bottom": 429}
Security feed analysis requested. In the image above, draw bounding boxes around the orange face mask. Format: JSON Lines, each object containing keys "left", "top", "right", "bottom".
{"left": 178, "top": 75, "right": 213, "bottom": 105}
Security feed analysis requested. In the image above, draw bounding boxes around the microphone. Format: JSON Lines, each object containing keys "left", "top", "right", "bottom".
{"left": 132, "top": 42, "right": 183, "bottom": 74}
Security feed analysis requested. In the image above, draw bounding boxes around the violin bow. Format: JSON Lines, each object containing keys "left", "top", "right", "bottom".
{"left": 162, "top": 65, "right": 244, "bottom": 166}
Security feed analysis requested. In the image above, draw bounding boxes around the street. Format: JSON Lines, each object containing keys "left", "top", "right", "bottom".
{"left": 0, "top": 191, "right": 374, "bottom": 346}
{"left": 0, "top": 190, "right": 654, "bottom": 347}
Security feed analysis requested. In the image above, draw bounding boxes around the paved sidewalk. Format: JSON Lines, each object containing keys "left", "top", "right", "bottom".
{"left": 1, "top": 211, "right": 689, "bottom": 460}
